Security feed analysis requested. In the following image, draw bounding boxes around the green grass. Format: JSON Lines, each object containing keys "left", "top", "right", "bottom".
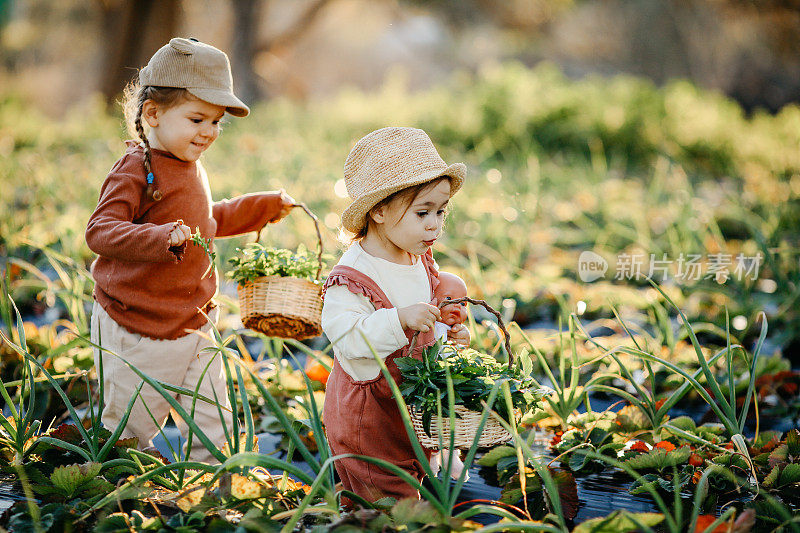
{"left": 2, "top": 61, "right": 797, "bottom": 355}
{"left": 0, "top": 61, "right": 799, "bottom": 530}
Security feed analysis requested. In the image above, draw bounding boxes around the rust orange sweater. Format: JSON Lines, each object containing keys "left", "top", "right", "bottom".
{"left": 86, "top": 142, "right": 284, "bottom": 339}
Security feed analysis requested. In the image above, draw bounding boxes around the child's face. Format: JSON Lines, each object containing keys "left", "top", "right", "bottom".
{"left": 144, "top": 97, "right": 226, "bottom": 162}
{"left": 370, "top": 179, "right": 450, "bottom": 260}
{"left": 435, "top": 274, "right": 468, "bottom": 326}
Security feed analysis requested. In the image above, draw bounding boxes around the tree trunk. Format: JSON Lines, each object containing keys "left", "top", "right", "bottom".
{"left": 231, "top": 0, "right": 262, "bottom": 105}
{"left": 98, "top": 0, "right": 181, "bottom": 106}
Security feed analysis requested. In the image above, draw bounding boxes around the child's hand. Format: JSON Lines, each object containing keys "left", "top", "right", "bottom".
{"left": 276, "top": 190, "right": 296, "bottom": 221}
{"left": 169, "top": 223, "right": 192, "bottom": 246}
{"left": 398, "top": 302, "right": 441, "bottom": 333}
{"left": 447, "top": 323, "right": 470, "bottom": 346}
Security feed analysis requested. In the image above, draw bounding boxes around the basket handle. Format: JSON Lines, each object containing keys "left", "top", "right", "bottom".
{"left": 255, "top": 203, "right": 324, "bottom": 282}
{"left": 407, "top": 297, "right": 513, "bottom": 367}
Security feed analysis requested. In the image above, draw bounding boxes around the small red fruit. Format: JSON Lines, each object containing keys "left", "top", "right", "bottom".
{"left": 304, "top": 358, "right": 331, "bottom": 385}
{"left": 655, "top": 441, "right": 676, "bottom": 452}
{"left": 694, "top": 515, "right": 728, "bottom": 533}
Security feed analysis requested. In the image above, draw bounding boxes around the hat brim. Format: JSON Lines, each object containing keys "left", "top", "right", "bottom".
{"left": 187, "top": 87, "right": 250, "bottom": 117}
{"left": 341, "top": 162, "right": 466, "bottom": 234}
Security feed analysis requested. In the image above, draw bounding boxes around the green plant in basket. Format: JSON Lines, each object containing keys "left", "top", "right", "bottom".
{"left": 396, "top": 338, "right": 546, "bottom": 437}
{"left": 227, "top": 243, "right": 326, "bottom": 285}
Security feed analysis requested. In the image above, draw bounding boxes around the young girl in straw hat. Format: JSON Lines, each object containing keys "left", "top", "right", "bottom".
{"left": 86, "top": 38, "right": 294, "bottom": 463}
{"left": 321, "top": 126, "right": 470, "bottom": 502}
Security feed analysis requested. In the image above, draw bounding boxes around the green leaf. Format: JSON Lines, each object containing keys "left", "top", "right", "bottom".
{"left": 778, "top": 463, "right": 800, "bottom": 486}
{"left": 587, "top": 427, "right": 611, "bottom": 446}
{"left": 499, "top": 486, "right": 523, "bottom": 504}
{"left": 94, "top": 513, "right": 134, "bottom": 533}
{"left": 50, "top": 462, "right": 102, "bottom": 498}
{"left": 496, "top": 456, "right": 524, "bottom": 485}
{"left": 768, "top": 444, "right": 789, "bottom": 468}
{"left": 762, "top": 465, "right": 779, "bottom": 488}
{"left": 8, "top": 503, "right": 62, "bottom": 532}
{"left": 476, "top": 445, "right": 517, "bottom": 467}
{"left": 520, "top": 350, "right": 533, "bottom": 377}
{"left": 667, "top": 416, "right": 696, "bottom": 432}
{"left": 568, "top": 451, "right": 591, "bottom": 472}
{"left": 598, "top": 442, "right": 625, "bottom": 456}
{"left": 95, "top": 510, "right": 164, "bottom": 532}
{"left": 78, "top": 477, "right": 115, "bottom": 498}
{"left": 390, "top": 499, "right": 441, "bottom": 526}
{"left": 746, "top": 500, "right": 784, "bottom": 527}
{"left": 623, "top": 447, "right": 691, "bottom": 471}
{"left": 786, "top": 428, "right": 800, "bottom": 456}
{"left": 519, "top": 408, "right": 550, "bottom": 426}
{"left": 615, "top": 405, "right": 651, "bottom": 433}
{"left": 573, "top": 510, "right": 664, "bottom": 533}
{"left": 630, "top": 473, "right": 660, "bottom": 495}
{"left": 711, "top": 452, "right": 750, "bottom": 471}
{"left": 754, "top": 430, "right": 782, "bottom": 450}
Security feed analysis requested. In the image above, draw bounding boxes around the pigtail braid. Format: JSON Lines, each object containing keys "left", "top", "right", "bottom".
{"left": 133, "top": 93, "right": 150, "bottom": 175}
{"left": 122, "top": 80, "right": 187, "bottom": 202}
{"left": 133, "top": 88, "right": 162, "bottom": 201}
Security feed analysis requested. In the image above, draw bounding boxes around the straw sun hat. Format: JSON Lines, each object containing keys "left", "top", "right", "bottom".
{"left": 139, "top": 37, "right": 249, "bottom": 117}
{"left": 341, "top": 127, "right": 466, "bottom": 233}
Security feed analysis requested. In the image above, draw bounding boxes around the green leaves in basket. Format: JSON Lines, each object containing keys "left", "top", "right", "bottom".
{"left": 227, "top": 243, "right": 328, "bottom": 285}
{"left": 397, "top": 338, "right": 546, "bottom": 437}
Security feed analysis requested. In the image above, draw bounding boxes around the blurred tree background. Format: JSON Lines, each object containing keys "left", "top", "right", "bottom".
{"left": 1, "top": 0, "right": 800, "bottom": 115}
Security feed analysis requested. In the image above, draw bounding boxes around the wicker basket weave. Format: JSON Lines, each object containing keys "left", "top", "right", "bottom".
{"left": 410, "top": 405, "right": 512, "bottom": 449}
{"left": 406, "top": 297, "right": 515, "bottom": 449}
{"left": 237, "top": 203, "right": 324, "bottom": 340}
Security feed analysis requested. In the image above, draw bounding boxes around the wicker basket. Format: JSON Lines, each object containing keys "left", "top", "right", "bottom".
{"left": 237, "top": 203, "right": 324, "bottom": 340}
{"left": 406, "top": 297, "right": 515, "bottom": 449}
{"left": 410, "top": 405, "right": 513, "bottom": 449}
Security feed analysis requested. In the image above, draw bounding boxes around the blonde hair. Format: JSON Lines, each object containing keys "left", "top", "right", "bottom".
{"left": 351, "top": 176, "right": 452, "bottom": 241}
{"left": 121, "top": 80, "right": 189, "bottom": 201}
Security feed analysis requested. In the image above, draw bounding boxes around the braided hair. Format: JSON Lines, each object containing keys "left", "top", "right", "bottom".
{"left": 122, "top": 81, "right": 188, "bottom": 201}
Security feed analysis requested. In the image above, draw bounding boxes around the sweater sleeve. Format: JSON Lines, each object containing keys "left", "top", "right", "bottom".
{"left": 321, "top": 285, "right": 408, "bottom": 360}
{"left": 85, "top": 167, "right": 182, "bottom": 263}
{"left": 212, "top": 191, "right": 284, "bottom": 238}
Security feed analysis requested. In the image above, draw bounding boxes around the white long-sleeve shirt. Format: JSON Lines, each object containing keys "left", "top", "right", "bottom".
{"left": 321, "top": 244, "right": 434, "bottom": 381}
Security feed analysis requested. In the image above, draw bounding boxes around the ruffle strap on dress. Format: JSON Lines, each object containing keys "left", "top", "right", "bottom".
{"left": 322, "top": 265, "right": 394, "bottom": 310}
{"left": 323, "top": 249, "right": 440, "bottom": 309}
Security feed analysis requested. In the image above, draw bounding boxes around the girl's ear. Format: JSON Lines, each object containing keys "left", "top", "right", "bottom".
{"left": 142, "top": 99, "right": 160, "bottom": 128}
{"left": 369, "top": 204, "right": 386, "bottom": 224}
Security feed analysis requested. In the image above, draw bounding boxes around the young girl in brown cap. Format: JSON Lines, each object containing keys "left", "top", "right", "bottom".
{"left": 86, "top": 38, "right": 294, "bottom": 463}
{"left": 322, "top": 126, "right": 470, "bottom": 502}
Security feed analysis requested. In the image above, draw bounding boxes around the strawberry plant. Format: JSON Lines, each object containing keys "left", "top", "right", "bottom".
{"left": 760, "top": 429, "right": 800, "bottom": 502}
{"left": 554, "top": 424, "right": 624, "bottom": 474}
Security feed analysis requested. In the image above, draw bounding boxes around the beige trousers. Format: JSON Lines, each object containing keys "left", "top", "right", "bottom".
{"left": 90, "top": 301, "right": 232, "bottom": 464}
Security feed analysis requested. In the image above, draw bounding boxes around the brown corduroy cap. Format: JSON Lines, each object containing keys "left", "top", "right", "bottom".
{"left": 139, "top": 38, "right": 249, "bottom": 117}
{"left": 341, "top": 127, "right": 466, "bottom": 233}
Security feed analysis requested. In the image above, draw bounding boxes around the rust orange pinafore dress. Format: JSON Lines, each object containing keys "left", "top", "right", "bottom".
{"left": 322, "top": 250, "right": 439, "bottom": 502}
